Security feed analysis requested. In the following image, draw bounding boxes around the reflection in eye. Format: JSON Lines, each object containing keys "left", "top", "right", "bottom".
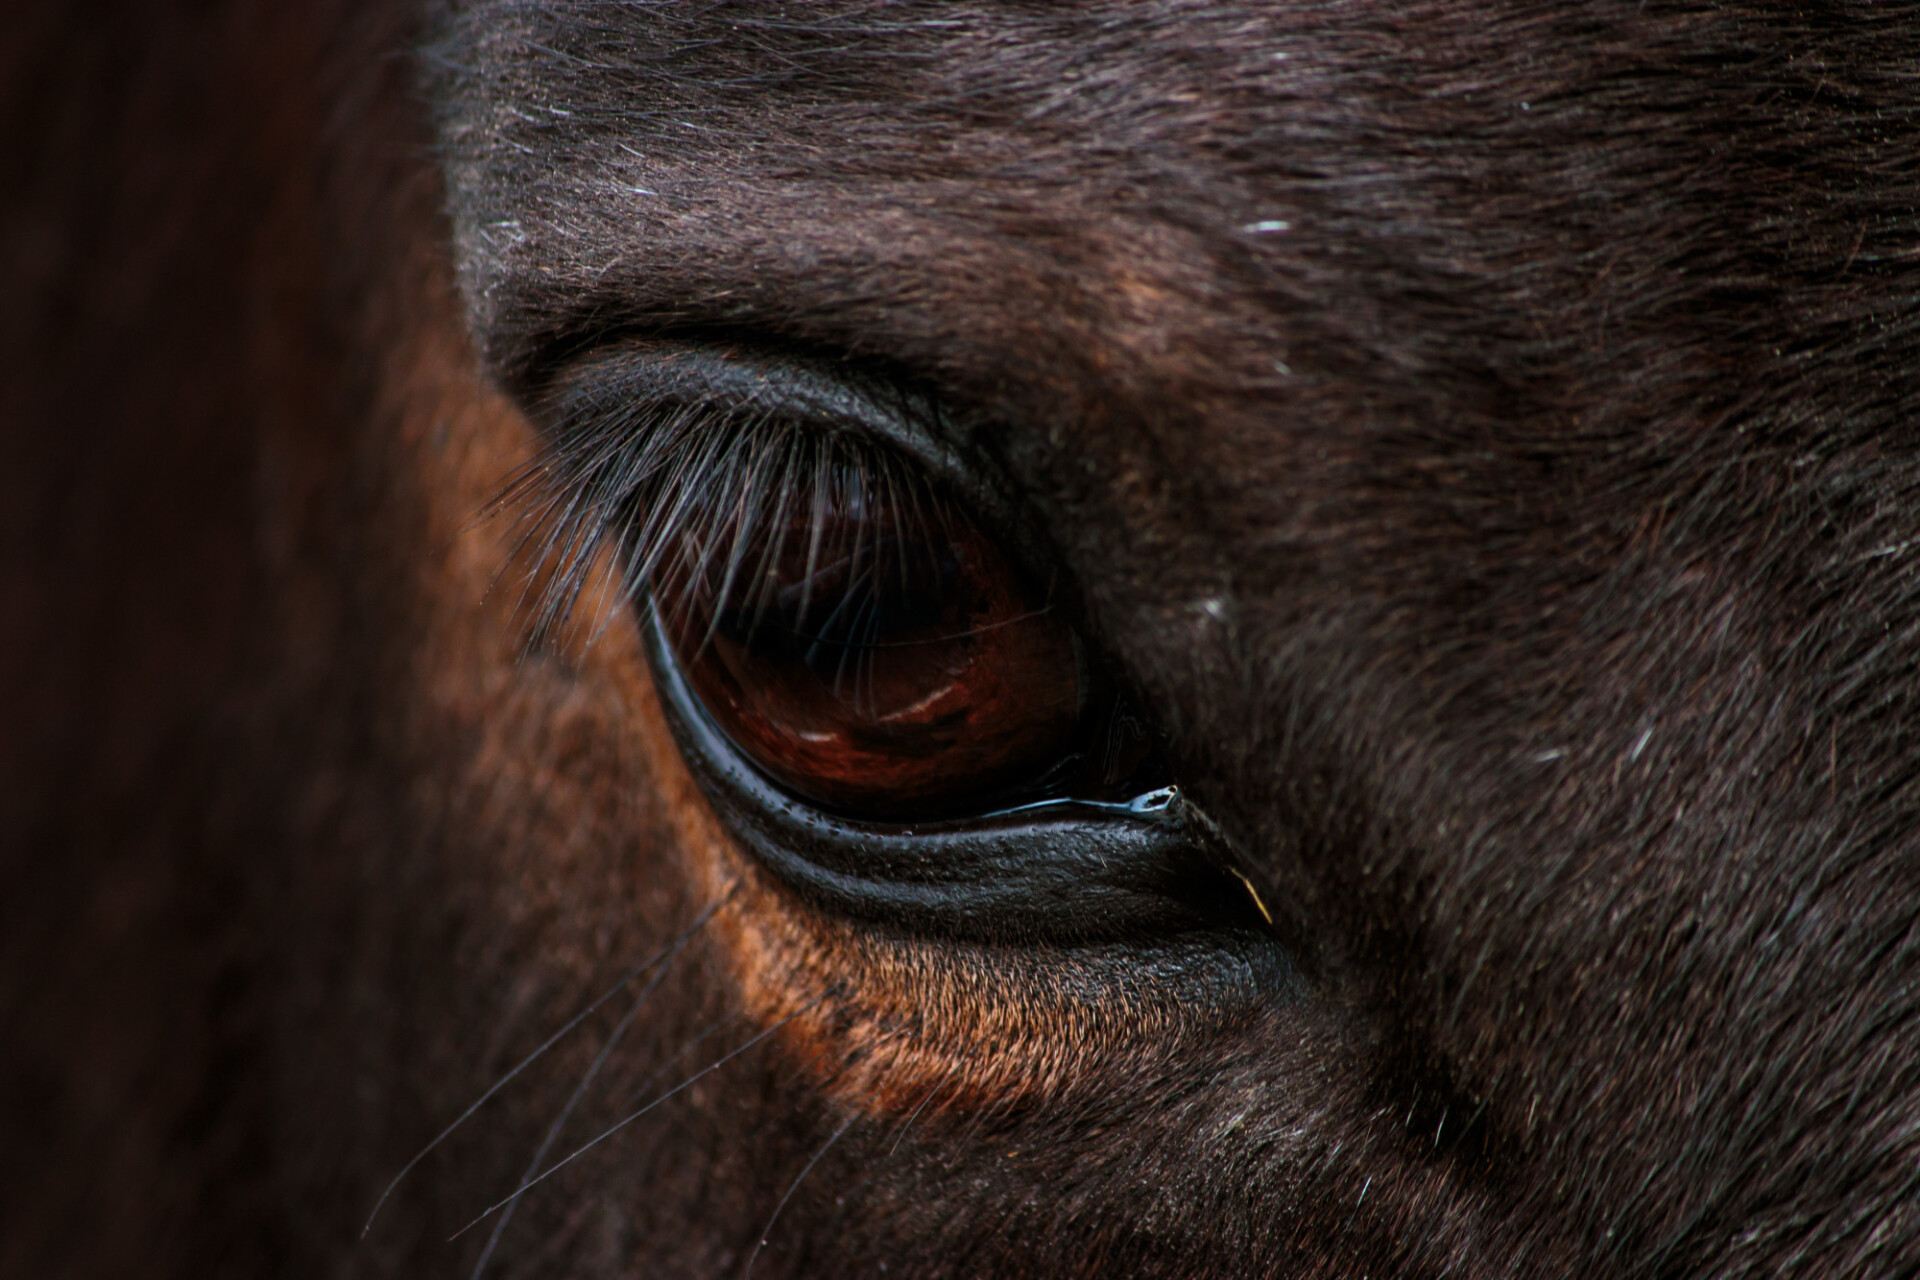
{"left": 652, "top": 434, "right": 1163, "bottom": 819}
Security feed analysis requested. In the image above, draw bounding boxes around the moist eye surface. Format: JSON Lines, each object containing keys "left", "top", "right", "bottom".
{"left": 653, "top": 431, "right": 1166, "bottom": 819}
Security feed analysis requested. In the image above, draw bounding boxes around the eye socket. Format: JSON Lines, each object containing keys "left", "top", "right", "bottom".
{"left": 653, "top": 435, "right": 1163, "bottom": 820}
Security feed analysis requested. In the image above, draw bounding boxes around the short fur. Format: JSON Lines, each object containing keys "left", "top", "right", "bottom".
{"left": 7, "top": 0, "right": 1920, "bottom": 1277}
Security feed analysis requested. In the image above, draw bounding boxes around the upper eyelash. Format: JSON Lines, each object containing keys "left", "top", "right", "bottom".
{"left": 494, "top": 390, "right": 942, "bottom": 653}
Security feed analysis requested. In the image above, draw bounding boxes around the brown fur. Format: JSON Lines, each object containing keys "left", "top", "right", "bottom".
{"left": 7, "top": 0, "right": 1920, "bottom": 1277}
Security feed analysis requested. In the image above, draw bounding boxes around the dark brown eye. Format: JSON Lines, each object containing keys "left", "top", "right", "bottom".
{"left": 652, "top": 437, "right": 1158, "bottom": 819}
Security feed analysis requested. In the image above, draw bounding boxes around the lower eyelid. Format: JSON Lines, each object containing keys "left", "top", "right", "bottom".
{"left": 642, "top": 599, "right": 1291, "bottom": 957}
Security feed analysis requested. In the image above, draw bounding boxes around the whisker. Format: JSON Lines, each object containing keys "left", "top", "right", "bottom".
{"left": 621, "top": 1007, "right": 745, "bottom": 1108}
{"left": 361, "top": 892, "right": 732, "bottom": 1237}
{"left": 742, "top": 1114, "right": 857, "bottom": 1279}
{"left": 887, "top": 1074, "right": 954, "bottom": 1157}
{"left": 450, "top": 996, "right": 831, "bottom": 1242}
{"left": 467, "top": 929, "right": 692, "bottom": 1280}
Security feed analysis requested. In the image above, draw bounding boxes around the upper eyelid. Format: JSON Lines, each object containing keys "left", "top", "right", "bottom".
{"left": 521, "top": 338, "right": 1063, "bottom": 624}
{"left": 540, "top": 341, "right": 974, "bottom": 491}
{"left": 496, "top": 340, "right": 978, "bottom": 648}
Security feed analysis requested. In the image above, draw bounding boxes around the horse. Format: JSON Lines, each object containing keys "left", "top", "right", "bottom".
{"left": 6, "top": 0, "right": 1919, "bottom": 1276}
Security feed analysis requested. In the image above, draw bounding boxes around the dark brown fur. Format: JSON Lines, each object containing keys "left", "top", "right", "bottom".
{"left": 7, "top": 0, "right": 1920, "bottom": 1276}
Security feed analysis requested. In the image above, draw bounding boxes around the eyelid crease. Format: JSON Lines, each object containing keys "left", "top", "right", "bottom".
{"left": 554, "top": 341, "right": 972, "bottom": 482}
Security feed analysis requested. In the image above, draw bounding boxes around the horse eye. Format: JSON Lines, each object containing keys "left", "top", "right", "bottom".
{"left": 653, "top": 443, "right": 1160, "bottom": 819}
{"left": 527, "top": 357, "right": 1267, "bottom": 942}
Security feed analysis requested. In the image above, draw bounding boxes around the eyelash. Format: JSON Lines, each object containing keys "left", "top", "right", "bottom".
{"left": 501, "top": 396, "right": 894, "bottom": 650}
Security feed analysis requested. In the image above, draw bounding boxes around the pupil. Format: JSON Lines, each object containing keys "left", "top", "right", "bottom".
{"left": 713, "top": 532, "right": 965, "bottom": 695}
